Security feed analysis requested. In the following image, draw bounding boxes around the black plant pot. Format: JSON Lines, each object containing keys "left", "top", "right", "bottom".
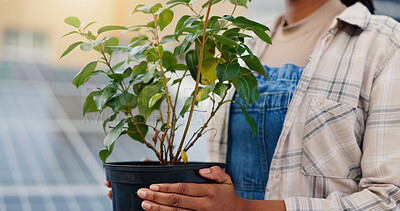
{"left": 104, "top": 161, "right": 225, "bottom": 211}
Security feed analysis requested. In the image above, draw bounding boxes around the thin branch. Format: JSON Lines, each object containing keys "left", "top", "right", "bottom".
{"left": 173, "top": 0, "right": 214, "bottom": 164}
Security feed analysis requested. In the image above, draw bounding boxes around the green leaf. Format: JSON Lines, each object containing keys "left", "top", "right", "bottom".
{"left": 127, "top": 116, "right": 148, "bottom": 142}
{"left": 106, "top": 46, "right": 132, "bottom": 52}
{"left": 144, "top": 48, "right": 159, "bottom": 62}
{"left": 133, "top": 82, "right": 147, "bottom": 95}
{"left": 175, "top": 15, "right": 190, "bottom": 35}
{"left": 103, "top": 113, "right": 117, "bottom": 133}
{"left": 213, "top": 35, "right": 240, "bottom": 49}
{"left": 133, "top": 3, "right": 162, "bottom": 14}
{"left": 161, "top": 123, "right": 167, "bottom": 132}
{"left": 104, "top": 119, "right": 128, "bottom": 148}
{"left": 158, "top": 9, "right": 174, "bottom": 31}
{"left": 87, "top": 31, "right": 96, "bottom": 40}
{"left": 195, "top": 83, "right": 215, "bottom": 102}
{"left": 232, "top": 67, "right": 260, "bottom": 105}
{"left": 138, "top": 81, "right": 164, "bottom": 119}
{"left": 233, "top": 16, "right": 269, "bottom": 31}
{"left": 60, "top": 41, "right": 83, "bottom": 59}
{"left": 185, "top": 50, "right": 199, "bottom": 81}
{"left": 179, "top": 34, "right": 196, "bottom": 55}
{"left": 169, "top": 64, "right": 187, "bottom": 72}
{"left": 93, "top": 82, "right": 119, "bottom": 111}
{"left": 216, "top": 63, "right": 240, "bottom": 82}
{"left": 202, "top": 0, "right": 222, "bottom": 8}
{"left": 72, "top": 61, "right": 97, "bottom": 88}
{"left": 83, "top": 21, "right": 97, "bottom": 31}
{"left": 242, "top": 44, "right": 254, "bottom": 59}
{"left": 147, "top": 21, "right": 155, "bottom": 29}
{"left": 180, "top": 96, "right": 193, "bottom": 117}
{"left": 64, "top": 17, "right": 81, "bottom": 28}
{"left": 181, "top": 151, "right": 188, "bottom": 163}
{"left": 228, "top": 0, "right": 248, "bottom": 8}
{"left": 105, "top": 37, "right": 119, "bottom": 55}
{"left": 108, "top": 67, "right": 132, "bottom": 81}
{"left": 250, "top": 26, "right": 272, "bottom": 44}
{"left": 141, "top": 64, "right": 158, "bottom": 83}
{"left": 97, "top": 25, "right": 128, "bottom": 35}
{"left": 160, "top": 35, "right": 178, "bottom": 44}
{"left": 83, "top": 91, "right": 99, "bottom": 116}
{"left": 149, "top": 93, "right": 163, "bottom": 108}
{"left": 130, "top": 36, "right": 148, "bottom": 47}
{"left": 99, "top": 142, "right": 115, "bottom": 163}
{"left": 183, "top": 16, "right": 199, "bottom": 28}
{"left": 130, "top": 44, "right": 150, "bottom": 58}
{"left": 61, "top": 31, "right": 78, "bottom": 38}
{"left": 221, "top": 15, "right": 235, "bottom": 22}
{"left": 162, "top": 51, "right": 177, "bottom": 69}
{"left": 166, "top": 0, "right": 190, "bottom": 5}
{"left": 132, "top": 61, "right": 148, "bottom": 79}
{"left": 213, "top": 83, "right": 231, "bottom": 98}
{"left": 200, "top": 57, "right": 218, "bottom": 85}
{"left": 240, "top": 55, "right": 267, "bottom": 77}
{"left": 106, "top": 93, "right": 137, "bottom": 112}
{"left": 80, "top": 38, "right": 105, "bottom": 51}
{"left": 232, "top": 100, "right": 257, "bottom": 137}
{"left": 166, "top": 0, "right": 189, "bottom": 4}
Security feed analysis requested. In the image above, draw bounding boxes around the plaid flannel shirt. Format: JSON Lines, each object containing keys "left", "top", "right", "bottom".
{"left": 207, "top": 3, "right": 400, "bottom": 210}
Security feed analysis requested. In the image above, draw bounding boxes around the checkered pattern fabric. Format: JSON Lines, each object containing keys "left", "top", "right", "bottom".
{"left": 208, "top": 3, "right": 400, "bottom": 210}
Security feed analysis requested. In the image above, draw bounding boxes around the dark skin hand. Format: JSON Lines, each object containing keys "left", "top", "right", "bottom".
{"left": 105, "top": 166, "right": 286, "bottom": 210}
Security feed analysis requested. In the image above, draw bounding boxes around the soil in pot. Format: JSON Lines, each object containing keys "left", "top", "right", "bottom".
{"left": 104, "top": 161, "right": 225, "bottom": 211}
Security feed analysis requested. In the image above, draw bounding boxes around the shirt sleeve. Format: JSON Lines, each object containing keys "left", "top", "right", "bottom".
{"left": 284, "top": 47, "right": 400, "bottom": 210}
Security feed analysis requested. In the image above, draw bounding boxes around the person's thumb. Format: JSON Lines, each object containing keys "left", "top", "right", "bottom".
{"left": 199, "top": 166, "right": 232, "bottom": 184}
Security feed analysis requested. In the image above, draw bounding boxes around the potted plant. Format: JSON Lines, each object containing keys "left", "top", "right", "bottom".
{"left": 61, "top": 0, "right": 270, "bottom": 210}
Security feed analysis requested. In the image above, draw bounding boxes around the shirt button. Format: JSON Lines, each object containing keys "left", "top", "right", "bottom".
{"left": 326, "top": 33, "right": 333, "bottom": 41}
{"left": 275, "top": 172, "right": 280, "bottom": 179}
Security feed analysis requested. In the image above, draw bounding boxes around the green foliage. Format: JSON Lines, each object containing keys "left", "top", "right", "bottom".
{"left": 216, "top": 63, "right": 240, "bottom": 82}
{"left": 232, "top": 67, "right": 260, "bottom": 105}
{"left": 104, "top": 120, "right": 127, "bottom": 148}
{"left": 138, "top": 81, "right": 164, "bottom": 119}
{"left": 72, "top": 61, "right": 98, "bottom": 88}
{"left": 133, "top": 3, "right": 162, "bottom": 14}
{"left": 232, "top": 101, "right": 257, "bottom": 137}
{"left": 93, "top": 82, "right": 119, "bottom": 111}
{"left": 83, "top": 91, "right": 100, "bottom": 116}
{"left": 80, "top": 38, "right": 105, "bottom": 51}
{"left": 60, "top": 41, "right": 83, "bottom": 59}
{"left": 64, "top": 17, "right": 81, "bottom": 28}
{"left": 61, "top": 0, "right": 270, "bottom": 164}
{"left": 158, "top": 9, "right": 174, "bottom": 31}
{"left": 98, "top": 25, "right": 128, "bottom": 35}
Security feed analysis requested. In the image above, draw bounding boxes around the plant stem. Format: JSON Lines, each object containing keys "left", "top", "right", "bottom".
{"left": 173, "top": 0, "right": 214, "bottom": 164}
{"left": 152, "top": 13, "right": 176, "bottom": 162}
{"left": 183, "top": 91, "right": 228, "bottom": 153}
{"left": 128, "top": 110, "right": 162, "bottom": 162}
{"left": 169, "top": 69, "right": 189, "bottom": 160}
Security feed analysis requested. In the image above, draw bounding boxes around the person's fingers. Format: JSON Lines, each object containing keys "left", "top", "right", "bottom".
{"left": 137, "top": 188, "right": 203, "bottom": 210}
{"left": 141, "top": 200, "right": 192, "bottom": 211}
{"left": 199, "top": 166, "right": 232, "bottom": 184}
{"left": 149, "top": 183, "right": 207, "bottom": 197}
{"left": 107, "top": 190, "right": 112, "bottom": 200}
{"left": 141, "top": 157, "right": 152, "bottom": 162}
{"left": 104, "top": 181, "right": 111, "bottom": 188}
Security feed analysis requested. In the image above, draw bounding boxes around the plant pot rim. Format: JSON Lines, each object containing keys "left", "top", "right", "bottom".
{"left": 104, "top": 161, "right": 225, "bottom": 172}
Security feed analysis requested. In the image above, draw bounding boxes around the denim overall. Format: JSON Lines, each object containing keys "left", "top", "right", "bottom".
{"left": 226, "top": 64, "right": 304, "bottom": 200}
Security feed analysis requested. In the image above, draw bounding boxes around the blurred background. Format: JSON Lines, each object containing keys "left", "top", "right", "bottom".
{"left": 0, "top": 0, "right": 398, "bottom": 210}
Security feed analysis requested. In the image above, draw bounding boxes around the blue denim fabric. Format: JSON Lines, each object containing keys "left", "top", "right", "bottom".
{"left": 226, "top": 64, "right": 304, "bottom": 200}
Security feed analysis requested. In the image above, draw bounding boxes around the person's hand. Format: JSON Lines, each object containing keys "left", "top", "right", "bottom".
{"left": 136, "top": 166, "right": 248, "bottom": 211}
{"left": 104, "top": 181, "right": 112, "bottom": 199}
